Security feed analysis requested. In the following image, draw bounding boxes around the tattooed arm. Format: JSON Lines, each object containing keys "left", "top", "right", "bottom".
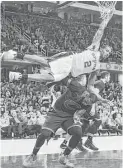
{"left": 87, "top": 11, "right": 114, "bottom": 51}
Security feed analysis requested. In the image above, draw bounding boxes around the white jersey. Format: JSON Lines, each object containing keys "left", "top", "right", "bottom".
{"left": 71, "top": 50, "right": 100, "bottom": 77}
{"left": 49, "top": 50, "right": 100, "bottom": 80}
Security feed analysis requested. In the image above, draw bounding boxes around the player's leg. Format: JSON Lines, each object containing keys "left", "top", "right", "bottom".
{"left": 76, "top": 119, "right": 90, "bottom": 151}
{"left": 84, "top": 113, "right": 102, "bottom": 151}
{"left": 59, "top": 118, "right": 82, "bottom": 168}
{"left": 60, "top": 133, "right": 71, "bottom": 149}
{"left": 23, "top": 114, "right": 62, "bottom": 167}
{"left": 60, "top": 119, "right": 89, "bottom": 152}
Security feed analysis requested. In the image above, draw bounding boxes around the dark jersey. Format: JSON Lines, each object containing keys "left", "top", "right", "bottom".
{"left": 53, "top": 78, "right": 92, "bottom": 116}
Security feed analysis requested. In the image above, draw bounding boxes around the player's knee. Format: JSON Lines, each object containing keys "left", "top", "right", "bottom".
{"left": 68, "top": 126, "right": 82, "bottom": 138}
{"left": 41, "top": 129, "right": 53, "bottom": 139}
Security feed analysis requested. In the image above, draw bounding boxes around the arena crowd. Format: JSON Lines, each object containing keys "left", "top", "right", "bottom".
{"left": 1, "top": 12, "right": 122, "bottom": 64}
{"left": 1, "top": 79, "right": 122, "bottom": 139}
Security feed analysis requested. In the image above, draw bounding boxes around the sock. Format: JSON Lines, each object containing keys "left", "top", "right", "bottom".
{"left": 63, "top": 135, "right": 80, "bottom": 156}
{"left": 32, "top": 134, "right": 46, "bottom": 155}
{"left": 63, "top": 146, "right": 72, "bottom": 156}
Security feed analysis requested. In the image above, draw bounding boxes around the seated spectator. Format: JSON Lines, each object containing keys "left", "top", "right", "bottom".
{"left": 0, "top": 111, "right": 11, "bottom": 138}
{"left": 115, "top": 113, "right": 123, "bottom": 130}
{"left": 10, "top": 110, "right": 24, "bottom": 138}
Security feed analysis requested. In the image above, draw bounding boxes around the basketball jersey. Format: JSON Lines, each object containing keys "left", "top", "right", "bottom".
{"left": 54, "top": 79, "right": 91, "bottom": 115}
{"left": 71, "top": 50, "right": 100, "bottom": 77}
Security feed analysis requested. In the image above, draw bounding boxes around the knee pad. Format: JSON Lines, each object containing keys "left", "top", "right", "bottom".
{"left": 68, "top": 126, "right": 82, "bottom": 138}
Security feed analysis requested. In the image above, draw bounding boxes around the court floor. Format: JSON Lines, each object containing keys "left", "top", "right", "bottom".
{"left": 1, "top": 136, "right": 123, "bottom": 168}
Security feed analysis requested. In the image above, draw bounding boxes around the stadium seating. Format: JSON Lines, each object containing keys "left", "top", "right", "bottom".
{"left": 1, "top": 12, "right": 122, "bottom": 63}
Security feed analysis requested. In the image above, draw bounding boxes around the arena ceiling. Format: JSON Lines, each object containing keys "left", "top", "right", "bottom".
{"left": 3, "top": 1, "right": 122, "bottom": 11}
{"left": 3, "top": 1, "right": 122, "bottom": 17}
{"left": 58, "top": 1, "right": 122, "bottom": 11}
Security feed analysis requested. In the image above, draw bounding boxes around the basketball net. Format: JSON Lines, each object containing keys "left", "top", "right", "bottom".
{"left": 95, "top": 1, "right": 117, "bottom": 20}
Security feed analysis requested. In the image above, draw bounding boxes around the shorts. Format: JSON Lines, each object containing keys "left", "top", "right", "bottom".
{"left": 42, "top": 113, "right": 81, "bottom": 134}
{"left": 82, "top": 110, "right": 100, "bottom": 121}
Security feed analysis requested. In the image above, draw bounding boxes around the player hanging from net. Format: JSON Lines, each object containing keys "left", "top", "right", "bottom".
{"left": 1, "top": 5, "right": 113, "bottom": 84}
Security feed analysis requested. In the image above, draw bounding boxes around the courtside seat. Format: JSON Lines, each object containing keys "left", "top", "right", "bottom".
{"left": 98, "top": 129, "right": 109, "bottom": 136}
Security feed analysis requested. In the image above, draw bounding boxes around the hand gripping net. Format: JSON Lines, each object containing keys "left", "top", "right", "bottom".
{"left": 95, "top": 1, "right": 117, "bottom": 20}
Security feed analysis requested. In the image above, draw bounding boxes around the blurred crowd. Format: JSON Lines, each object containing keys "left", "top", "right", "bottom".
{"left": 0, "top": 80, "right": 52, "bottom": 139}
{"left": 96, "top": 81, "right": 122, "bottom": 132}
{"left": 1, "top": 79, "right": 122, "bottom": 139}
{"left": 1, "top": 12, "right": 122, "bottom": 63}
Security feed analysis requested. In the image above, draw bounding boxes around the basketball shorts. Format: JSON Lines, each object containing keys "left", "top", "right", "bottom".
{"left": 42, "top": 113, "right": 81, "bottom": 134}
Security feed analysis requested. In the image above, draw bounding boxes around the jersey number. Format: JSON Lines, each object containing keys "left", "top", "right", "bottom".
{"left": 84, "top": 61, "right": 91, "bottom": 68}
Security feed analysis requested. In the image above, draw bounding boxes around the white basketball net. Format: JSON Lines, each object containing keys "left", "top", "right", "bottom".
{"left": 95, "top": 1, "right": 117, "bottom": 20}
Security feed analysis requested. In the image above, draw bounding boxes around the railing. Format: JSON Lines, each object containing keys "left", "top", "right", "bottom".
{"left": 5, "top": 17, "right": 12, "bottom": 27}
{"left": 40, "top": 47, "right": 46, "bottom": 57}
{"left": 23, "top": 32, "right": 31, "bottom": 44}
{"left": 5, "top": 17, "right": 44, "bottom": 54}
{"left": 1, "top": 14, "right": 5, "bottom": 25}
{"left": 14, "top": 25, "right": 21, "bottom": 35}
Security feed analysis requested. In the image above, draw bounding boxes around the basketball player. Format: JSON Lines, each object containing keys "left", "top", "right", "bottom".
{"left": 23, "top": 70, "right": 113, "bottom": 168}
{"left": 23, "top": 73, "right": 101, "bottom": 168}
{"left": 60, "top": 71, "right": 111, "bottom": 151}
{"left": 2, "top": 16, "right": 112, "bottom": 84}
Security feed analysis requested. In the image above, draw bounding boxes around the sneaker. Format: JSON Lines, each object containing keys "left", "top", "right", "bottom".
{"left": 60, "top": 142, "right": 67, "bottom": 149}
{"left": 76, "top": 140, "right": 87, "bottom": 152}
{"left": 59, "top": 154, "right": 74, "bottom": 168}
{"left": 23, "top": 154, "right": 37, "bottom": 167}
{"left": 84, "top": 139, "right": 99, "bottom": 151}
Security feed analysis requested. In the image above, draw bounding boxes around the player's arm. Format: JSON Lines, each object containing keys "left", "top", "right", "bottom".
{"left": 87, "top": 71, "right": 109, "bottom": 103}
{"left": 9, "top": 71, "right": 54, "bottom": 83}
{"left": 27, "top": 73, "right": 54, "bottom": 82}
{"left": 2, "top": 51, "right": 49, "bottom": 67}
{"left": 87, "top": 71, "right": 99, "bottom": 87}
{"left": 87, "top": 12, "right": 114, "bottom": 51}
{"left": 73, "top": 109, "right": 86, "bottom": 125}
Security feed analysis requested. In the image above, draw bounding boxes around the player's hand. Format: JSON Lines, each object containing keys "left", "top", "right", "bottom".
{"left": 107, "top": 101, "right": 114, "bottom": 106}
{"left": 73, "top": 116, "right": 83, "bottom": 125}
{"left": 2, "top": 51, "right": 24, "bottom": 61}
{"left": 9, "top": 71, "right": 22, "bottom": 82}
{"left": 2, "top": 51, "right": 17, "bottom": 61}
{"left": 73, "top": 109, "right": 86, "bottom": 125}
{"left": 102, "top": 99, "right": 114, "bottom": 106}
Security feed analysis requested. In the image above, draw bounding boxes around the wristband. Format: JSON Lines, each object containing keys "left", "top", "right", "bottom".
{"left": 17, "top": 52, "right": 25, "bottom": 60}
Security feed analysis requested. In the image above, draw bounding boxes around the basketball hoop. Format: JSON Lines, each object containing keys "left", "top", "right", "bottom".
{"left": 95, "top": 1, "right": 117, "bottom": 20}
